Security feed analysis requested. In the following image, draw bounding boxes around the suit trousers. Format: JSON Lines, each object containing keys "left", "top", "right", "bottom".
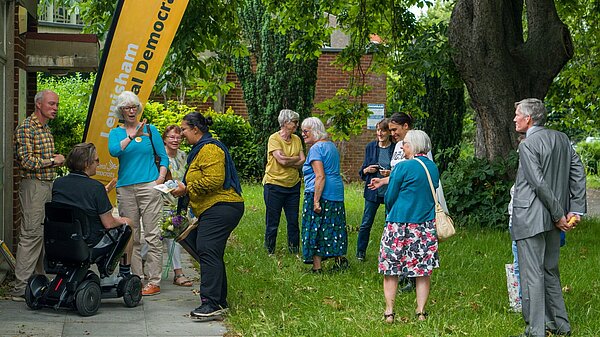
{"left": 117, "top": 182, "right": 163, "bottom": 286}
{"left": 516, "top": 229, "right": 570, "bottom": 337}
{"left": 12, "top": 178, "right": 53, "bottom": 296}
{"left": 195, "top": 202, "right": 244, "bottom": 308}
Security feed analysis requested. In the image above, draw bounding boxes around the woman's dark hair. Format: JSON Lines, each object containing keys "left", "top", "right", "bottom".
{"left": 66, "top": 143, "right": 97, "bottom": 172}
{"left": 162, "top": 125, "right": 182, "bottom": 140}
{"left": 183, "top": 112, "right": 213, "bottom": 133}
{"left": 376, "top": 118, "right": 390, "bottom": 131}
{"left": 389, "top": 112, "right": 413, "bottom": 128}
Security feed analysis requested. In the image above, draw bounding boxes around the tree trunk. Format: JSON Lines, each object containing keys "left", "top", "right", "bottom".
{"left": 448, "top": 0, "right": 573, "bottom": 160}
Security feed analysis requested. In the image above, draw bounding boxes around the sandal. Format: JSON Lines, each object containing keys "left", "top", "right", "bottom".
{"left": 384, "top": 312, "right": 395, "bottom": 324}
{"left": 415, "top": 311, "right": 428, "bottom": 321}
{"left": 173, "top": 274, "right": 193, "bottom": 287}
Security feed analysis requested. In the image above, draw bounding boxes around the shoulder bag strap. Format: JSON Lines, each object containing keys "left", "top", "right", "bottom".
{"left": 147, "top": 124, "right": 159, "bottom": 158}
{"left": 414, "top": 157, "right": 439, "bottom": 204}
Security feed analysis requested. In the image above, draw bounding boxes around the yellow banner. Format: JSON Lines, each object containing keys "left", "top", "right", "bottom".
{"left": 84, "top": 0, "right": 189, "bottom": 192}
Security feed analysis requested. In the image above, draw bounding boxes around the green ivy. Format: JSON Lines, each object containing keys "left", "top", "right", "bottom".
{"left": 442, "top": 152, "right": 517, "bottom": 229}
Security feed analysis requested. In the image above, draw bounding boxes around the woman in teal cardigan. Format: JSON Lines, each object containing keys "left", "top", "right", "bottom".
{"left": 379, "top": 130, "right": 440, "bottom": 323}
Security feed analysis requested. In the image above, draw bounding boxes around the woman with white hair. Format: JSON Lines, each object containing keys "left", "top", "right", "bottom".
{"left": 380, "top": 130, "right": 440, "bottom": 323}
{"left": 300, "top": 117, "right": 348, "bottom": 272}
{"left": 108, "top": 91, "right": 168, "bottom": 296}
{"left": 262, "top": 109, "right": 305, "bottom": 255}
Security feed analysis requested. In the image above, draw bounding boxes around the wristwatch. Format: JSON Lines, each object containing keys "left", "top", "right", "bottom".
{"left": 128, "top": 134, "right": 134, "bottom": 140}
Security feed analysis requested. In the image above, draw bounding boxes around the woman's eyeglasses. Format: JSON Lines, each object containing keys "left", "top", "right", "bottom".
{"left": 167, "top": 135, "right": 182, "bottom": 141}
{"left": 301, "top": 129, "right": 311, "bottom": 134}
{"left": 121, "top": 106, "right": 138, "bottom": 111}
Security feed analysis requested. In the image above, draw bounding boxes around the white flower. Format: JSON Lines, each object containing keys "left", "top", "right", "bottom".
{"left": 167, "top": 225, "right": 174, "bottom": 231}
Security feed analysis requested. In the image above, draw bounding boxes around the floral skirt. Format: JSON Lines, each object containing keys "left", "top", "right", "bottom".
{"left": 378, "top": 220, "right": 439, "bottom": 276}
{"left": 301, "top": 193, "right": 348, "bottom": 263}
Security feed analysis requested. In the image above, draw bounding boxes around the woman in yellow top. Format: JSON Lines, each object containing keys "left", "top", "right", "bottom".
{"left": 171, "top": 112, "right": 244, "bottom": 321}
{"left": 262, "top": 109, "right": 305, "bottom": 254}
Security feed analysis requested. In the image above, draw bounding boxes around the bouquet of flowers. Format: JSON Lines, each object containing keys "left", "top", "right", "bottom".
{"left": 160, "top": 208, "right": 188, "bottom": 240}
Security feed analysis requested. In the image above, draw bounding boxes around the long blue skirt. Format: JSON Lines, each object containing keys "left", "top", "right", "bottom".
{"left": 301, "top": 193, "right": 348, "bottom": 264}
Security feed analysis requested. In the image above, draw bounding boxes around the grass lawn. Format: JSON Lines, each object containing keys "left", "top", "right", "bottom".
{"left": 224, "top": 183, "right": 600, "bottom": 336}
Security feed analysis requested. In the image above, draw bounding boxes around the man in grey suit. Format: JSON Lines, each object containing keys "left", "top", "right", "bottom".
{"left": 510, "top": 98, "right": 586, "bottom": 337}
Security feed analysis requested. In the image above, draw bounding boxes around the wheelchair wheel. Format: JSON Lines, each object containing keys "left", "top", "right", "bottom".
{"left": 122, "top": 275, "right": 142, "bottom": 307}
{"left": 75, "top": 280, "right": 101, "bottom": 316}
{"left": 25, "top": 275, "right": 48, "bottom": 310}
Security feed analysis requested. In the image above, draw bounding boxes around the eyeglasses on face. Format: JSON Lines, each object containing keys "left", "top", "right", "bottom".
{"left": 167, "top": 135, "right": 182, "bottom": 141}
{"left": 290, "top": 120, "right": 299, "bottom": 125}
{"left": 301, "top": 129, "right": 311, "bottom": 134}
{"left": 121, "top": 105, "right": 138, "bottom": 111}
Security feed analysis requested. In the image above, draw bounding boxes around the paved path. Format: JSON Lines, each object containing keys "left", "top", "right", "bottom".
{"left": 0, "top": 248, "right": 227, "bottom": 337}
{"left": 586, "top": 189, "right": 600, "bottom": 216}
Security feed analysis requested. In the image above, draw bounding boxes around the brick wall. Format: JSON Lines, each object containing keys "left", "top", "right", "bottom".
{"left": 314, "top": 52, "right": 385, "bottom": 181}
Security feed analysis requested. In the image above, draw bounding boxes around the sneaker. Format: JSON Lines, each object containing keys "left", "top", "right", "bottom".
{"left": 11, "top": 294, "right": 25, "bottom": 302}
{"left": 141, "top": 284, "right": 160, "bottom": 296}
{"left": 356, "top": 252, "right": 366, "bottom": 261}
{"left": 190, "top": 303, "right": 227, "bottom": 319}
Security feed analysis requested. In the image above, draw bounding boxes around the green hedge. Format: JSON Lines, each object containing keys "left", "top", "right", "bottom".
{"left": 442, "top": 152, "right": 517, "bottom": 229}
{"left": 143, "top": 102, "right": 263, "bottom": 182}
{"left": 575, "top": 140, "right": 600, "bottom": 175}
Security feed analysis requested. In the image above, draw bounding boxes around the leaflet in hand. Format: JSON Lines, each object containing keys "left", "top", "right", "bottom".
{"left": 154, "top": 180, "right": 179, "bottom": 194}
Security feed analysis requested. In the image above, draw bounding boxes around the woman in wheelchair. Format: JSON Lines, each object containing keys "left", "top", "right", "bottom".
{"left": 52, "top": 143, "right": 133, "bottom": 274}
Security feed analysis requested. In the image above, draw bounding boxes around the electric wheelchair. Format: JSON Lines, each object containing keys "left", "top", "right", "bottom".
{"left": 25, "top": 202, "right": 142, "bottom": 316}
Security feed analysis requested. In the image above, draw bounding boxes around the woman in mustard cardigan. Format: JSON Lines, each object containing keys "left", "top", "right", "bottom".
{"left": 171, "top": 112, "right": 244, "bottom": 321}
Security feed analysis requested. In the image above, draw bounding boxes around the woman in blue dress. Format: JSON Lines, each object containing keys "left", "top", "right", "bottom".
{"left": 300, "top": 117, "right": 348, "bottom": 273}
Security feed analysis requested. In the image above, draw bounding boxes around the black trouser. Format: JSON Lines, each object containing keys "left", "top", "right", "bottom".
{"left": 263, "top": 183, "right": 300, "bottom": 253}
{"left": 196, "top": 202, "right": 244, "bottom": 308}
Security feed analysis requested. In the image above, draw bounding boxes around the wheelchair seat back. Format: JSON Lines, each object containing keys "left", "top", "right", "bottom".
{"left": 44, "top": 202, "right": 95, "bottom": 265}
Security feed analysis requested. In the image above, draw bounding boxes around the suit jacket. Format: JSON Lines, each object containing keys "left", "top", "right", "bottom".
{"left": 511, "top": 127, "right": 586, "bottom": 241}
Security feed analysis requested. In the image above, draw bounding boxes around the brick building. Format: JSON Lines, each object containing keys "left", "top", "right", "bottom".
{"left": 197, "top": 49, "right": 387, "bottom": 181}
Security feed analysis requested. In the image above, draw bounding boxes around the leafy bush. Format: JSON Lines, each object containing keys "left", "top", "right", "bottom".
{"left": 143, "top": 102, "right": 263, "bottom": 181}
{"left": 575, "top": 140, "right": 600, "bottom": 175}
{"left": 38, "top": 73, "right": 95, "bottom": 156}
{"left": 442, "top": 152, "right": 517, "bottom": 229}
{"left": 142, "top": 100, "right": 195, "bottom": 152}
